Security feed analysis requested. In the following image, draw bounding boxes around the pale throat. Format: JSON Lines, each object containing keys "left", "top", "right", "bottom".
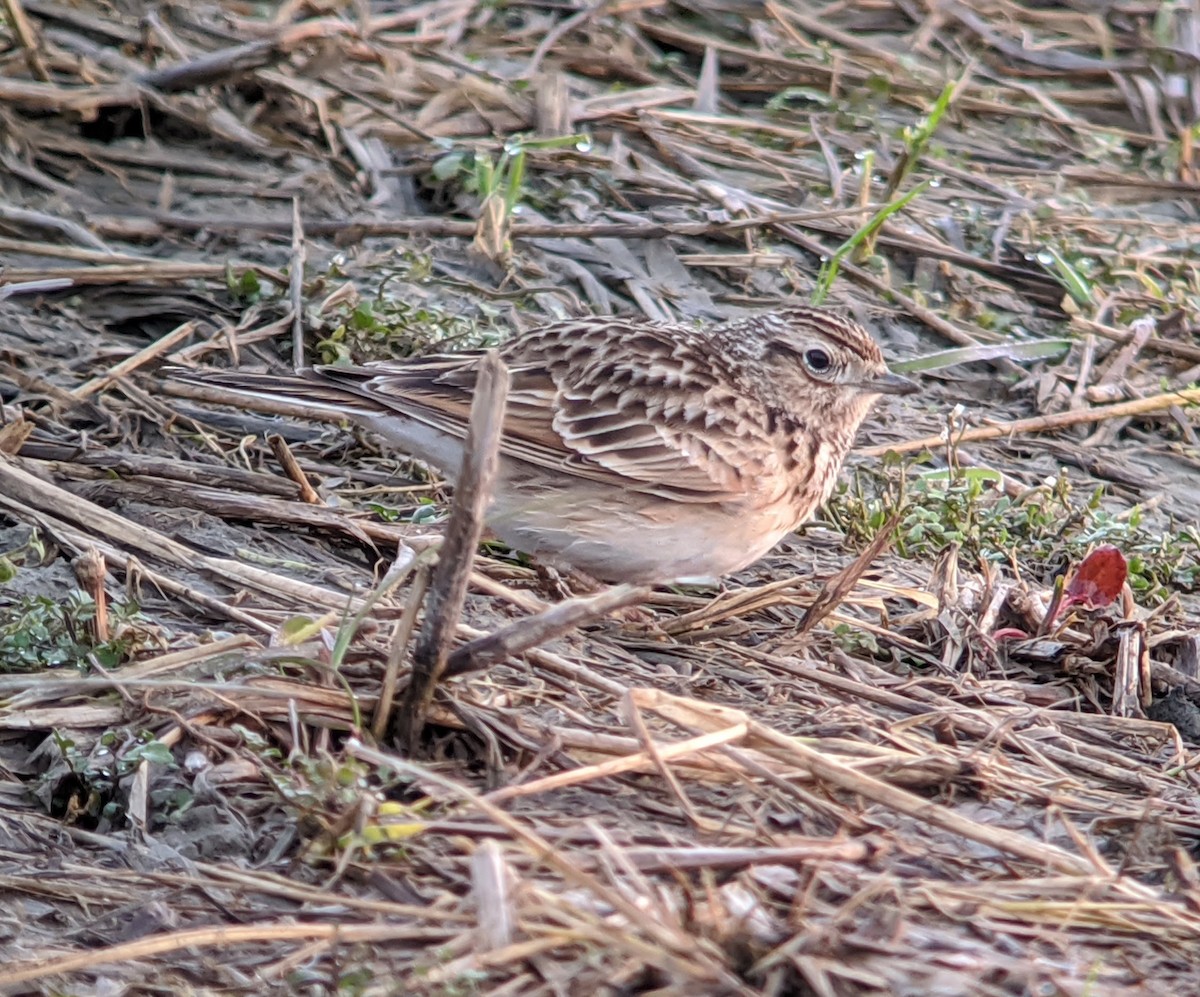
{"left": 804, "top": 401, "right": 870, "bottom": 512}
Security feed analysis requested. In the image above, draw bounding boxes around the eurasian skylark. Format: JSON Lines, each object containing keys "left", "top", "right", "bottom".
{"left": 174, "top": 307, "right": 916, "bottom": 583}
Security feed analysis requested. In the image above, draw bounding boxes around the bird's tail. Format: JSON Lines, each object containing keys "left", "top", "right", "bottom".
{"left": 164, "top": 366, "right": 387, "bottom": 424}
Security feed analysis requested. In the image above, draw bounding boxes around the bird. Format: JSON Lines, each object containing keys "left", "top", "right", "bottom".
{"left": 171, "top": 307, "right": 917, "bottom": 584}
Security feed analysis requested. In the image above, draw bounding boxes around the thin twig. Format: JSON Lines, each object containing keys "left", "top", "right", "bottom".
{"left": 861, "top": 386, "right": 1200, "bottom": 456}
{"left": 443, "top": 583, "right": 652, "bottom": 678}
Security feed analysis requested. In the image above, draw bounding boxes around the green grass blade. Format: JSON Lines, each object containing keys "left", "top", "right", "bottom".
{"left": 893, "top": 339, "right": 1072, "bottom": 374}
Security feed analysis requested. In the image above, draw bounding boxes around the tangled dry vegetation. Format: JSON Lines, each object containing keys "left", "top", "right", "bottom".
{"left": 2, "top": 1, "right": 1200, "bottom": 994}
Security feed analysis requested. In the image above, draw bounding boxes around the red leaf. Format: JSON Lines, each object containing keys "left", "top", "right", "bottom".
{"left": 1063, "top": 545, "right": 1127, "bottom": 610}
{"left": 992, "top": 627, "right": 1029, "bottom": 641}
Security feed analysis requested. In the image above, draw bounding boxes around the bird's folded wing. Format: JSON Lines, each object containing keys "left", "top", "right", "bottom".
{"left": 346, "top": 352, "right": 774, "bottom": 505}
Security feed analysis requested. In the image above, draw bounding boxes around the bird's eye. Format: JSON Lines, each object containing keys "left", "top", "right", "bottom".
{"left": 803, "top": 348, "right": 833, "bottom": 374}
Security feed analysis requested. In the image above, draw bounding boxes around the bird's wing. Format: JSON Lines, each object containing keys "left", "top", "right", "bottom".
{"left": 343, "top": 320, "right": 781, "bottom": 504}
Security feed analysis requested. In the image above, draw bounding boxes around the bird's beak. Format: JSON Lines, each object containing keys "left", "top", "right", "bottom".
{"left": 868, "top": 369, "right": 920, "bottom": 396}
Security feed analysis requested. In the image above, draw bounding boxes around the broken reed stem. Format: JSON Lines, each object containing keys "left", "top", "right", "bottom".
{"left": 862, "top": 386, "right": 1200, "bottom": 456}
{"left": 797, "top": 511, "right": 897, "bottom": 634}
{"left": 72, "top": 548, "right": 109, "bottom": 644}
{"left": 0, "top": 0, "right": 49, "bottom": 82}
{"left": 267, "top": 433, "right": 321, "bottom": 504}
{"left": 71, "top": 320, "right": 197, "bottom": 399}
{"left": 289, "top": 195, "right": 306, "bottom": 369}
{"left": 469, "top": 839, "right": 515, "bottom": 950}
{"left": 0, "top": 418, "right": 33, "bottom": 455}
{"left": 394, "top": 351, "right": 509, "bottom": 753}
{"left": 371, "top": 563, "right": 430, "bottom": 742}
{"left": 745, "top": 719, "right": 1097, "bottom": 876}
{"left": 443, "top": 583, "right": 652, "bottom": 678}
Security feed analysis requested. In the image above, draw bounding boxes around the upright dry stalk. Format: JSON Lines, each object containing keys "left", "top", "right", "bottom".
{"left": 289, "top": 195, "right": 306, "bottom": 369}
{"left": 72, "top": 547, "right": 109, "bottom": 644}
{"left": 394, "top": 350, "right": 509, "bottom": 753}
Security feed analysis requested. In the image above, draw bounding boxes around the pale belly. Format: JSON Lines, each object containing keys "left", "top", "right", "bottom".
{"left": 485, "top": 474, "right": 798, "bottom": 584}
{"left": 361, "top": 413, "right": 821, "bottom": 583}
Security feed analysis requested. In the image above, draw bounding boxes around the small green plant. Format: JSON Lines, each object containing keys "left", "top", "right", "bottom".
{"left": 832, "top": 621, "right": 881, "bottom": 656}
{"left": 432, "top": 141, "right": 526, "bottom": 219}
{"left": 812, "top": 181, "right": 930, "bottom": 303}
{"left": 287, "top": 963, "right": 376, "bottom": 996}
{"left": 266, "top": 748, "right": 375, "bottom": 815}
{"left": 0, "top": 592, "right": 144, "bottom": 673}
{"left": 812, "top": 77, "right": 962, "bottom": 303}
{"left": 38, "top": 728, "right": 176, "bottom": 824}
{"left": 881, "top": 77, "right": 962, "bottom": 199}
{"left": 314, "top": 271, "right": 503, "bottom": 365}
{"left": 0, "top": 527, "right": 47, "bottom": 579}
{"left": 1034, "top": 245, "right": 1096, "bottom": 308}
{"left": 225, "top": 264, "right": 267, "bottom": 303}
{"left": 430, "top": 132, "right": 591, "bottom": 219}
{"left": 826, "top": 456, "right": 1200, "bottom": 601}
{"left": 891, "top": 339, "right": 1072, "bottom": 375}
{"left": 239, "top": 727, "right": 378, "bottom": 852}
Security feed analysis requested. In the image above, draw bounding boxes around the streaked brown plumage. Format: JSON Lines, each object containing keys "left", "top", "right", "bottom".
{"left": 172, "top": 307, "right": 916, "bottom": 583}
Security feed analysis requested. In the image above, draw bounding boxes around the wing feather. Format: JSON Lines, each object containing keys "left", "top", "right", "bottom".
{"left": 310, "top": 319, "right": 782, "bottom": 504}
